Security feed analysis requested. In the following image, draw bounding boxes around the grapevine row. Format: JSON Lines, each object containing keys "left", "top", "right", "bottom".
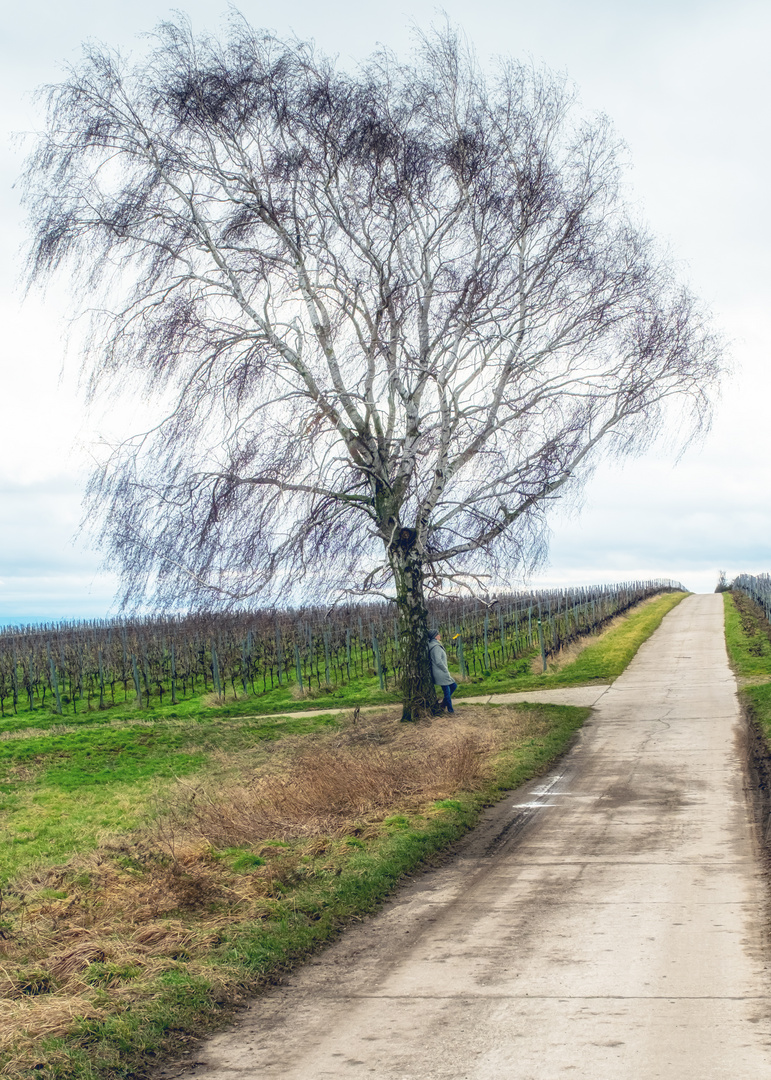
{"left": 0, "top": 581, "right": 682, "bottom": 716}
{"left": 732, "top": 574, "right": 771, "bottom": 622}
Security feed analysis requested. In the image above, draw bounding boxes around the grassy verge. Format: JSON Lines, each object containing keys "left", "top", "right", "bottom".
{"left": 0, "top": 701, "right": 587, "bottom": 1080}
{"left": 722, "top": 590, "right": 771, "bottom": 749}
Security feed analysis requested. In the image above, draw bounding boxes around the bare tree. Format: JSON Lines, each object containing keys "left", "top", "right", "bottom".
{"left": 22, "top": 16, "right": 723, "bottom": 719}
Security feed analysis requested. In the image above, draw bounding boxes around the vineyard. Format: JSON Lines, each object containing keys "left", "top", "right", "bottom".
{"left": 732, "top": 574, "right": 771, "bottom": 622}
{"left": 0, "top": 581, "right": 682, "bottom": 717}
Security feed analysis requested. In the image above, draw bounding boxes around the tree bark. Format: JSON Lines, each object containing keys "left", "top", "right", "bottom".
{"left": 389, "top": 529, "right": 438, "bottom": 722}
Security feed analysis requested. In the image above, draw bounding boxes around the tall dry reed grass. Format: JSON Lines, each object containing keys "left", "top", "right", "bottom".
{"left": 183, "top": 734, "right": 486, "bottom": 845}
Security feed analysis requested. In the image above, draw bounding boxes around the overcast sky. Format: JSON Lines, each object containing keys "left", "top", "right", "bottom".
{"left": 1, "top": 0, "right": 769, "bottom": 621}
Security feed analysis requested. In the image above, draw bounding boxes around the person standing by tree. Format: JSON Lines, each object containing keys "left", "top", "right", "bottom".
{"left": 428, "top": 631, "right": 457, "bottom": 713}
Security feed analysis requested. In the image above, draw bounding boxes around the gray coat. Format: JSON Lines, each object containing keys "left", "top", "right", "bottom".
{"left": 428, "top": 638, "right": 454, "bottom": 686}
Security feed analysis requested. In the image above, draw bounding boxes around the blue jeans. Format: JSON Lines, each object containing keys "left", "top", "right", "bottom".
{"left": 442, "top": 682, "right": 458, "bottom": 710}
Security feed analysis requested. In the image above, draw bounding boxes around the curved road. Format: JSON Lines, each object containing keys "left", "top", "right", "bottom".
{"left": 166, "top": 593, "right": 771, "bottom": 1078}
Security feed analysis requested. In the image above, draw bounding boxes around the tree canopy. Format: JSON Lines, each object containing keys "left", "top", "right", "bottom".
{"left": 22, "top": 16, "right": 723, "bottom": 716}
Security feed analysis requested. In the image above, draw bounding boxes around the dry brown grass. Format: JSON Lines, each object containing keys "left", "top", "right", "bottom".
{"left": 200, "top": 689, "right": 242, "bottom": 707}
{"left": 0, "top": 994, "right": 107, "bottom": 1058}
{"left": 0, "top": 703, "right": 549, "bottom": 1076}
{"left": 0, "top": 726, "right": 79, "bottom": 743}
{"left": 184, "top": 725, "right": 490, "bottom": 845}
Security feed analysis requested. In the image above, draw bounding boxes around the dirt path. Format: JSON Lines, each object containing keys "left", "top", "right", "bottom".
{"left": 228, "top": 684, "right": 608, "bottom": 723}
{"left": 163, "top": 594, "right": 771, "bottom": 1079}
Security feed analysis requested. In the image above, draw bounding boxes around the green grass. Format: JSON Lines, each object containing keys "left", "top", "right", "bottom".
{"left": 722, "top": 590, "right": 771, "bottom": 749}
{"left": 0, "top": 712, "right": 343, "bottom": 884}
{"left": 0, "top": 725, "right": 207, "bottom": 786}
{"left": 722, "top": 590, "right": 771, "bottom": 677}
{"left": 0, "top": 783, "right": 153, "bottom": 881}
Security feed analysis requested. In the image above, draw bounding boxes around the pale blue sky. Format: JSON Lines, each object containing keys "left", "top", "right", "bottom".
{"left": 1, "top": 0, "right": 769, "bottom": 619}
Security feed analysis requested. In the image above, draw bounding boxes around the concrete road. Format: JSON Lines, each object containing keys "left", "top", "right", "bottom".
{"left": 165, "top": 594, "right": 771, "bottom": 1079}
{"left": 464, "top": 685, "right": 610, "bottom": 707}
